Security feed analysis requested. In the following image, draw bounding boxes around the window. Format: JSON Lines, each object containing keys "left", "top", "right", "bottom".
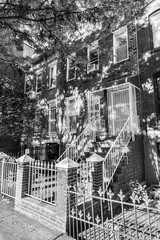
{"left": 154, "top": 73, "right": 160, "bottom": 120}
{"left": 49, "top": 102, "right": 56, "bottom": 134}
{"left": 67, "top": 53, "right": 76, "bottom": 81}
{"left": 24, "top": 77, "right": 31, "bottom": 94}
{"left": 150, "top": 11, "right": 160, "bottom": 49}
{"left": 113, "top": 26, "right": 128, "bottom": 63}
{"left": 87, "top": 41, "right": 99, "bottom": 73}
{"left": 34, "top": 110, "right": 41, "bottom": 134}
{"left": 36, "top": 72, "right": 42, "bottom": 94}
{"left": 49, "top": 61, "right": 57, "bottom": 88}
{"left": 68, "top": 98, "right": 77, "bottom": 132}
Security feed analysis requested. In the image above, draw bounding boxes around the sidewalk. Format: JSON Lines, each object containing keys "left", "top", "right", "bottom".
{"left": 0, "top": 195, "right": 73, "bottom": 240}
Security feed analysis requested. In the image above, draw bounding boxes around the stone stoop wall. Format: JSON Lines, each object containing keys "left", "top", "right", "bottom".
{"left": 15, "top": 198, "right": 63, "bottom": 231}
{"left": 110, "top": 135, "right": 145, "bottom": 195}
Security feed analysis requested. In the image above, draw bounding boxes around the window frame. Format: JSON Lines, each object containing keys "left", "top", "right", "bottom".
{"left": 34, "top": 110, "right": 41, "bottom": 134}
{"left": 24, "top": 76, "right": 32, "bottom": 94}
{"left": 149, "top": 10, "right": 160, "bottom": 51}
{"left": 36, "top": 70, "right": 42, "bottom": 94}
{"left": 87, "top": 40, "right": 99, "bottom": 73}
{"left": 113, "top": 26, "right": 129, "bottom": 64}
{"left": 67, "top": 97, "right": 78, "bottom": 133}
{"left": 66, "top": 53, "right": 76, "bottom": 81}
{"left": 48, "top": 61, "right": 57, "bottom": 89}
{"left": 48, "top": 100, "right": 57, "bottom": 135}
{"left": 154, "top": 73, "right": 160, "bottom": 121}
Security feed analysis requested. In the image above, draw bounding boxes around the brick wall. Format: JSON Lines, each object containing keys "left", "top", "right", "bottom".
{"left": 14, "top": 156, "right": 78, "bottom": 233}
{"left": 15, "top": 197, "right": 60, "bottom": 230}
{"left": 110, "top": 135, "right": 145, "bottom": 194}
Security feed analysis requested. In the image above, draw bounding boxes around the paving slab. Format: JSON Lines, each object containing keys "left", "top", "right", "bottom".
{"left": 0, "top": 196, "right": 73, "bottom": 240}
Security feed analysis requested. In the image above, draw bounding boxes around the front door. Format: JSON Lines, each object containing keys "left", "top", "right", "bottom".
{"left": 107, "top": 85, "right": 130, "bottom": 136}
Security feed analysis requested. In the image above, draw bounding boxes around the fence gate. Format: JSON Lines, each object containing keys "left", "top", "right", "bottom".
{"left": 1, "top": 160, "right": 17, "bottom": 198}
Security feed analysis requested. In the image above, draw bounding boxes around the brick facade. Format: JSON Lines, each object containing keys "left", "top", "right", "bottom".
{"left": 110, "top": 135, "right": 145, "bottom": 194}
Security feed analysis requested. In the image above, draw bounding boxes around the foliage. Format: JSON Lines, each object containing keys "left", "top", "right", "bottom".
{"left": 0, "top": 0, "right": 147, "bottom": 144}
{"left": 129, "top": 180, "right": 147, "bottom": 203}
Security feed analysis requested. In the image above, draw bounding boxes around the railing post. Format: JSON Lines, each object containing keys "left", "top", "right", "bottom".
{"left": 129, "top": 84, "right": 135, "bottom": 141}
{"left": 15, "top": 155, "right": 34, "bottom": 207}
{"left": 0, "top": 152, "right": 11, "bottom": 192}
{"left": 86, "top": 153, "right": 104, "bottom": 195}
{"left": 56, "top": 157, "right": 79, "bottom": 233}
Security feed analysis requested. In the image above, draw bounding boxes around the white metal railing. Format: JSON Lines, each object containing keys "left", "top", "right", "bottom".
{"left": 77, "top": 161, "right": 93, "bottom": 202}
{"left": 57, "top": 118, "right": 103, "bottom": 163}
{"left": 25, "top": 160, "right": 57, "bottom": 205}
{"left": 103, "top": 116, "right": 133, "bottom": 191}
{"left": 1, "top": 159, "right": 17, "bottom": 198}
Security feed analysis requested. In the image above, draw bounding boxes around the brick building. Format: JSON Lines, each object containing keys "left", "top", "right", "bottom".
{"left": 23, "top": 0, "right": 160, "bottom": 191}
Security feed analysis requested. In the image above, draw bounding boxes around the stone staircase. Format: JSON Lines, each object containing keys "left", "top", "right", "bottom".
{"left": 81, "top": 136, "right": 116, "bottom": 161}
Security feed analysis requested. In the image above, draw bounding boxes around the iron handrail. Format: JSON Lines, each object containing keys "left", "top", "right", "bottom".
{"left": 103, "top": 115, "right": 132, "bottom": 190}
{"left": 57, "top": 118, "right": 101, "bottom": 163}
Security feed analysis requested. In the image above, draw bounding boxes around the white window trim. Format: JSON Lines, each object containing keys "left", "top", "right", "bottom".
{"left": 48, "top": 60, "right": 57, "bottom": 89}
{"left": 87, "top": 40, "right": 99, "bottom": 73}
{"left": 36, "top": 69, "right": 43, "bottom": 94}
{"left": 150, "top": 10, "right": 160, "bottom": 49}
{"left": 48, "top": 100, "right": 57, "bottom": 135}
{"left": 66, "top": 53, "right": 76, "bottom": 81}
{"left": 113, "top": 26, "right": 129, "bottom": 64}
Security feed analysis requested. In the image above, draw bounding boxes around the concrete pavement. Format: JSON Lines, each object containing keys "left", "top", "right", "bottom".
{"left": 0, "top": 195, "right": 73, "bottom": 240}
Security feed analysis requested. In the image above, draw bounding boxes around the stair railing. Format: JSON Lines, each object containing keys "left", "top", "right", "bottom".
{"left": 103, "top": 116, "right": 132, "bottom": 191}
{"left": 57, "top": 118, "right": 100, "bottom": 163}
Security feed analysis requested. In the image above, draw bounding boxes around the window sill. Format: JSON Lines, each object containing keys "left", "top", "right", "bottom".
{"left": 66, "top": 77, "right": 76, "bottom": 82}
{"left": 87, "top": 69, "right": 100, "bottom": 74}
{"left": 151, "top": 47, "right": 160, "bottom": 54}
{"left": 49, "top": 86, "right": 56, "bottom": 90}
{"left": 114, "top": 57, "right": 129, "bottom": 65}
{"left": 48, "top": 131, "right": 57, "bottom": 136}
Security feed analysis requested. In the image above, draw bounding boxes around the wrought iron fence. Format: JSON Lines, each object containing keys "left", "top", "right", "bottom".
{"left": 68, "top": 187, "right": 160, "bottom": 240}
{"left": 1, "top": 159, "right": 17, "bottom": 198}
{"left": 25, "top": 160, "right": 57, "bottom": 205}
{"left": 77, "top": 162, "right": 93, "bottom": 202}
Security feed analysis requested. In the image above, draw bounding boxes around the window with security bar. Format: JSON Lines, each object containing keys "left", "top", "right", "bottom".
{"left": 36, "top": 72, "right": 42, "bottom": 94}
{"left": 49, "top": 61, "right": 57, "bottom": 88}
{"left": 150, "top": 10, "right": 160, "bottom": 49}
{"left": 87, "top": 41, "right": 99, "bottom": 73}
{"left": 67, "top": 54, "right": 76, "bottom": 81}
{"left": 49, "top": 103, "right": 56, "bottom": 134}
{"left": 113, "top": 26, "right": 128, "bottom": 63}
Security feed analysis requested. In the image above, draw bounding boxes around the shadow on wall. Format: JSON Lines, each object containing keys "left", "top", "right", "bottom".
{"left": 144, "top": 134, "right": 159, "bottom": 186}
